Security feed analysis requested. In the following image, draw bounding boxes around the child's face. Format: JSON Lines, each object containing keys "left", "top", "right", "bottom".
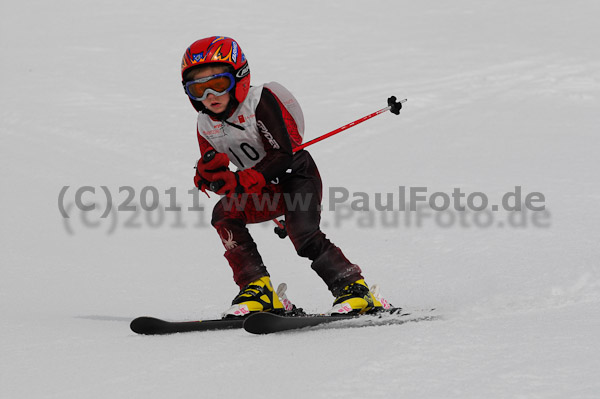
{"left": 188, "top": 66, "right": 231, "bottom": 114}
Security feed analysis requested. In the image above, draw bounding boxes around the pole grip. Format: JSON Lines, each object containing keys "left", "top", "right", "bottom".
{"left": 202, "top": 150, "right": 226, "bottom": 192}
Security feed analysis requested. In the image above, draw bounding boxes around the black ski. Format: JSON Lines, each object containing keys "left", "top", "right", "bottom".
{"left": 130, "top": 316, "right": 244, "bottom": 335}
{"left": 243, "top": 308, "right": 438, "bottom": 335}
{"left": 131, "top": 309, "right": 438, "bottom": 335}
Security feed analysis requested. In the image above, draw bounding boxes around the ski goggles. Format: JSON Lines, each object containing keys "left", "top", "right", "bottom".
{"left": 184, "top": 72, "right": 235, "bottom": 101}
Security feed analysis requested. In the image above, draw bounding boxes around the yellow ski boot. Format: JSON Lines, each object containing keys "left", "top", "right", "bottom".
{"left": 328, "top": 279, "right": 385, "bottom": 315}
{"left": 222, "top": 276, "right": 285, "bottom": 317}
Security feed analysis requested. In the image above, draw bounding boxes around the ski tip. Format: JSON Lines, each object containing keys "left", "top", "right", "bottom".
{"left": 130, "top": 316, "right": 167, "bottom": 335}
{"left": 243, "top": 312, "right": 281, "bottom": 335}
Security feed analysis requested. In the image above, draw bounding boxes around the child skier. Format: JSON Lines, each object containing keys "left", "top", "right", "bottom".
{"left": 181, "top": 36, "right": 385, "bottom": 317}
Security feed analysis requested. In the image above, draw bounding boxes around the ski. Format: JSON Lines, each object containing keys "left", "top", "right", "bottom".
{"left": 130, "top": 309, "right": 438, "bottom": 335}
{"left": 130, "top": 316, "right": 244, "bottom": 335}
{"left": 243, "top": 308, "right": 438, "bottom": 335}
{"left": 130, "top": 283, "right": 295, "bottom": 335}
{"left": 130, "top": 282, "right": 437, "bottom": 335}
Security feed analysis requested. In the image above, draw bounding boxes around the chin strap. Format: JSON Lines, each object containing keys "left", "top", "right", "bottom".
{"left": 224, "top": 120, "right": 245, "bottom": 131}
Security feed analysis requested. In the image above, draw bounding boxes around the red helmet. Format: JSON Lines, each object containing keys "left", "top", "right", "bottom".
{"left": 181, "top": 36, "right": 250, "bottom": 105}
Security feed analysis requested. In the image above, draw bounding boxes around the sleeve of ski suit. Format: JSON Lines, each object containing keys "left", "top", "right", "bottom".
{"left": 251, "top": 88, "right": 294, "bottom": 183}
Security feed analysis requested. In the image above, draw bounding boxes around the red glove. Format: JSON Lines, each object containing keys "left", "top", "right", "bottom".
{"left": 209, "top": 169, "right": 266, "bottom": 196}
{"left": 194, "top": 151, "right": 230, "bottom": 191}
{"left": 193, "top": 171, "right": 208, "bottom": 192}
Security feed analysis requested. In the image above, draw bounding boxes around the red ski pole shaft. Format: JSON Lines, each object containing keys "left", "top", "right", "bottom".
{"left": 274, "top": 96, "right": 406, "bottom": 238}
{"left": 293, "top": 98, "right": 406, "bottom": 152}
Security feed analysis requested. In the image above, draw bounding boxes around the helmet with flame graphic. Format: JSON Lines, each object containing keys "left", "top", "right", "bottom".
{"left": 181, "top": 36, "right": 251, "bottom": 105}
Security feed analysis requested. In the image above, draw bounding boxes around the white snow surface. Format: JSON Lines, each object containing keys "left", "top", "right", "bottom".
{"left": 2, "top": 1, "right": 600, "bottom": 398}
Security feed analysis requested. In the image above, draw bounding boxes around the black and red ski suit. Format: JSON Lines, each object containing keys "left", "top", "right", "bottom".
{"left": 197, "top": 87, "right": 363, "bottom": 296}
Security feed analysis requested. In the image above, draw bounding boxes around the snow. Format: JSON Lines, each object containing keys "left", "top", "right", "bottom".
{"left": 1, "top": 0, "right": 599, "bottom": 397}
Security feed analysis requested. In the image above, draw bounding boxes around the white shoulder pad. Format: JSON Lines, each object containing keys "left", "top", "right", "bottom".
{"left": 264, "top": 82, "right": 305, "bottom": 141}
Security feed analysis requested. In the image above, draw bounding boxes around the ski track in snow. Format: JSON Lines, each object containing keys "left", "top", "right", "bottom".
{"left": 1, "top": 0, "right": 600, "bottom": 398}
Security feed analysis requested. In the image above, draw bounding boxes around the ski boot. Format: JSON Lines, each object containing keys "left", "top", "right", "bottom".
{"left": 328, "top": 279, "right": 388, "bottom": 315}
{"left": 222, "top": 276, "right": 285, "bottom": 318}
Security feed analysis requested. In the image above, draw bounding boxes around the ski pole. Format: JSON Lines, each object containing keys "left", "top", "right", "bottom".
{"left": 274, "top": 96, "right": 406, "bottom": 238}
{"left": 292, "top": 96, "right": 406, "bottom": 153}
